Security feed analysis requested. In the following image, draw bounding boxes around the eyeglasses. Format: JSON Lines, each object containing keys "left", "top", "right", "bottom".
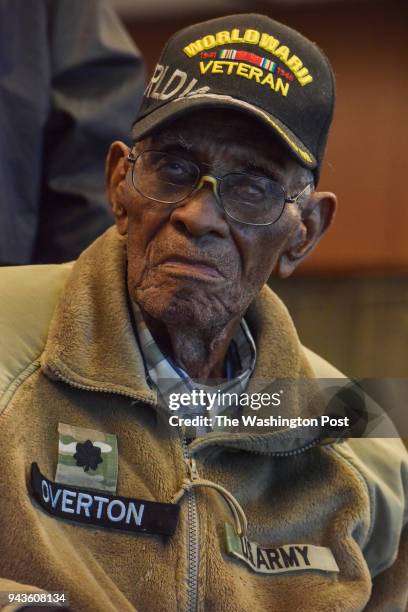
{"left": 126, "top": 150, "right": 313, "bottom": 226}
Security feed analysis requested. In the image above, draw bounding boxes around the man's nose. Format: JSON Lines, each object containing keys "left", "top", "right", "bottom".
{"left": 170, "top": 179, "right": 230, "bottom": 238}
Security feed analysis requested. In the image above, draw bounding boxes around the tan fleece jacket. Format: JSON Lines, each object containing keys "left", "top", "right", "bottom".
{"left": 0, "top": 227, "right": 407, "bottom": 612}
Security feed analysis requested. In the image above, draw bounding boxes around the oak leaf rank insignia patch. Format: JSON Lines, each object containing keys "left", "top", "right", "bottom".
{"left": 74, "top": 440, "right": 103, "bottom": 472}
{"left": 55, "top": 423, "right": 118, "bottom": 493}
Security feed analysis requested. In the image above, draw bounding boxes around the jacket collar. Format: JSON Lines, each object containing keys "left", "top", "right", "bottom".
{"left": 42, "top": 227, "right": 156, "bottom": 405}
{"left": 42, "top": 227, "right": 323, "bottom": 454}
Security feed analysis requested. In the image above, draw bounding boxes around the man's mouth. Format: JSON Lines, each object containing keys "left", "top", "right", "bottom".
{"left": 158, "top": 256, "right": 225, "bottom": 280}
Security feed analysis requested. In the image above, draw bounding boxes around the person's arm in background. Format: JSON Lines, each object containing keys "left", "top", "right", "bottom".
{"left": 33, "top": 0, "right": 145, "bottom": 263}
{"left": 0, "top": 0, "right": 144, "bottom": 265}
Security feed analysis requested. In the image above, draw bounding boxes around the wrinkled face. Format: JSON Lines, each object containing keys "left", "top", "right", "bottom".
{"left": 114, "top": 110, "right": 312, "bottom": 330}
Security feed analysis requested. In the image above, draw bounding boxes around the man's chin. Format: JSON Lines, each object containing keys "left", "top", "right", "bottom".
{"left": 133, "top": 284, "right": 235, "bottom": 330}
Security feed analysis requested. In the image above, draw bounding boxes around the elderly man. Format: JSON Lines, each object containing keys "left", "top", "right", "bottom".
{"left": 0, "top": 13, "right": 407, "bottom": 612}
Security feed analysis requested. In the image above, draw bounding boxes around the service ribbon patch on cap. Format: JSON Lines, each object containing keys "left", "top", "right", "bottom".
{"left": 224, "top": 523, "right": 339, "bottom": 575}
{"left": 55, "top": 423, "right": 118, "bottom": 493}
{"left": 31, "top": 463, "right": 180, "bottom": 536}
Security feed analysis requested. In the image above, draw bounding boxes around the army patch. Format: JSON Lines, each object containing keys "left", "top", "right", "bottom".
{"left": 224, "top": 523, "right": 339, "bottom": 575}
{"left": 31, "top": 463, "right": 180, "bottom": 536}
{"left": 55, "top": 423, "right": 118, "bottom": 493}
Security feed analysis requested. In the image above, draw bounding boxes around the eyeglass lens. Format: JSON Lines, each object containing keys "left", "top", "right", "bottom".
{"left": 132, "top": 151, "right": 286, "bottom": 224}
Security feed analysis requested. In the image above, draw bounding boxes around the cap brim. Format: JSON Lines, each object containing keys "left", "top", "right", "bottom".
{"left": 131, "top": 93, "right": 317, "bottom": 170}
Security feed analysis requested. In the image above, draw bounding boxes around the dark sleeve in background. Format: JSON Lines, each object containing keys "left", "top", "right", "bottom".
{"left": 0, "top": 1, "right": 48, "bottom": 265}
{"left": 0, "top": 0, "right": 145, "bottom": 265}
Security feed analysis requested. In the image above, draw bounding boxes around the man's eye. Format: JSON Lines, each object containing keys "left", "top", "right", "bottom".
{"left": 157, "top": 159, "right": 192, "bottom": 181}
{"left": 229, "top": 179, "right": 267, "bottom": 203}
{"left": 167, "top": 161, "right": 187, "bottom": 174}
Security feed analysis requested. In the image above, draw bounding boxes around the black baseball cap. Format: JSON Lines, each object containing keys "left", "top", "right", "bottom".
{"left": 131, "top": 14, "right": 336, "bottom": 182}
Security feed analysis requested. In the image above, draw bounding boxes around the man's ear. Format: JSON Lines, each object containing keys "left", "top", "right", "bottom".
{"left": 106, "top": 141, "right": 130, "bottom": 236}
{"left": 277, "top": 191, "right": 337, "bottom": 278}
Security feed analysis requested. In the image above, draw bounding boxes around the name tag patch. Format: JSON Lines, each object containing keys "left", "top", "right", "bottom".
{"left": 224, "top": 523, "right": 339, "bottom": 575}
{"left": 31, "top": 463, "right": 180, "bottom": 536}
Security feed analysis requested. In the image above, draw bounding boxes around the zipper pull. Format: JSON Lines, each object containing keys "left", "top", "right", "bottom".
{"left": 185, "top": 457, "right": 199, "bottom": 481}
{"left": 171, "top": 459, "right": 199, "bottom": 504}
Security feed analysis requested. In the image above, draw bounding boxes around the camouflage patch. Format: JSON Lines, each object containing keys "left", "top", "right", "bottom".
{"left": 55, "top": 423, "right": 118, "bottom": 493}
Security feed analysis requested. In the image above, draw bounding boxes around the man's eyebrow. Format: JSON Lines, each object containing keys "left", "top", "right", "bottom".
{"left": 151, "top": 131, "right": 192, "bottom": 150}
{"left": 245, "top": 160, "right": 284, "bottom": 181}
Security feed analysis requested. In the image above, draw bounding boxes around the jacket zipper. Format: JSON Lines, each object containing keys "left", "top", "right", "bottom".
{"left": 49, "top": 366, "right": 200, "bottom": 612}
{"left": 178, "top": 434, "right": 331, "bottom": 612}
{"left": 180, "top": 431, "right": 200, "bottom": 612}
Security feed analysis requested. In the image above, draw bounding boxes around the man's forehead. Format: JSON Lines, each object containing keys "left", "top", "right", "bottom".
{"left": 145, "top": 110, "right": 299, "bottom": 175}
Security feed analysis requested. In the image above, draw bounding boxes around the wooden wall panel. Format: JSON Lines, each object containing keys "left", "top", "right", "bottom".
{"left": 272, "top": 275, "right": 408, "bottom": 377}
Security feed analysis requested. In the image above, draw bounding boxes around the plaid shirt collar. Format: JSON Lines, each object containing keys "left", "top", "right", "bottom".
{"left": 131, "top": 301, "right": 256, "bottom": 438}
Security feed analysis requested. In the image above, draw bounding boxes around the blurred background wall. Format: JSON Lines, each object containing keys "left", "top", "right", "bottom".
{"left": 113, "top": 0, "right": 408, "bottom": 377}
